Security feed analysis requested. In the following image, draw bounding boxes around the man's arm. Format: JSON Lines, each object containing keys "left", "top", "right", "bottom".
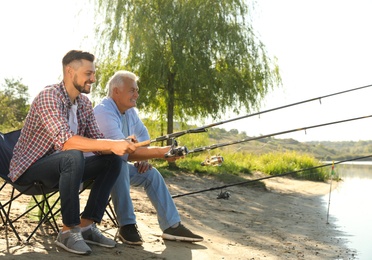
{"left": 127, "top": 146, "right": 172, "bottom": 161}
{"left": 62, "top": 135, "right": 136, "bottom": 156}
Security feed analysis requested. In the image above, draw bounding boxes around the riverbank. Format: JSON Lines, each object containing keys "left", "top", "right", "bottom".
{"left": 0, "top": 171, "right": 355, "bottom": 259}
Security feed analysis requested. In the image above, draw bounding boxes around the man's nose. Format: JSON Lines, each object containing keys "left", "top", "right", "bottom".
{"left": 90, "top": 74, "right": 96, "bottom": 83}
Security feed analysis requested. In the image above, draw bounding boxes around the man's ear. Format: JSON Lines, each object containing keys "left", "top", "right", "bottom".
{"left": 66, "top": 65, "right": 74, "bottom": 77}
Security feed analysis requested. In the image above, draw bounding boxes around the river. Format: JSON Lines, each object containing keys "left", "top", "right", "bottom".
{"left": 322, "top": 163, "right": 372, "bottom": 259}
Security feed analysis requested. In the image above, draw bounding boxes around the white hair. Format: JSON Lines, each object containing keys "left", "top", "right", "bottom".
{"left": 107, "top": 70, "right": 139, "bottom": 97}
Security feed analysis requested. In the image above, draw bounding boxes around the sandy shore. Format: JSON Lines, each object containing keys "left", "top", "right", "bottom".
{"left": 0, "top": 172, "right": 356, "bottom": 259}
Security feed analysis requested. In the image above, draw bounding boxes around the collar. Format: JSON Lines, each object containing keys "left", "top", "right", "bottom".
{"left": 106, "top": 97, "right": 124, "bottom": 116}
{"left": 59, "top": 81, "right": 81, "bottom": 109}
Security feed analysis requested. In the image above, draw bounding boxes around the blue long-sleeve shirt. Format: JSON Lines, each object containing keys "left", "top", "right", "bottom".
{"left": 94, "top": 97, "right": 150, "bottom": 161}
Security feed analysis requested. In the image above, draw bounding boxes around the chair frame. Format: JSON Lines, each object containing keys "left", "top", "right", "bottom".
{"left": 0, "top": 180, "right": 60, "bottom": 242}
{"left": 0, "top": 129, "right": 60, "bottom": 243}
{"left": 0, "top": 129, "right": 119, "bottom": 243}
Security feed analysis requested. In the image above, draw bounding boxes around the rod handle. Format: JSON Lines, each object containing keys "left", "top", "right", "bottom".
{"left": 134, "top": 140, "right": 151, "bottom": 147}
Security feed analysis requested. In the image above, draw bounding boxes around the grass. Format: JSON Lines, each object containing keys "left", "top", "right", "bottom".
{"left": 253, "top": 151, "right": 330, "bottom": 181}
{"left": 152, "top": 150, "right": 331, "bottom": 182}
{"left": 145, "top": 120, "right": 332, "bottom": 183}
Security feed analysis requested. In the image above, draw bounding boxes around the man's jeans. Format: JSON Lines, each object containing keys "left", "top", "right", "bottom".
{"left": 16, "top": 150, "right": 122, "bottom": 226}
{"left": 111, "top": 161, "right": 181, "bottom": 231}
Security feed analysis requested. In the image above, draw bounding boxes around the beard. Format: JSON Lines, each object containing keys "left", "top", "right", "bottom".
{"left": 73, "top": 75, "right": 91, "bottom": 94}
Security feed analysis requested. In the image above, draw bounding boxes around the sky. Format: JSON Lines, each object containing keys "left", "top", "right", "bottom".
{"left": 220, "top": 0, "right": 372, "bottom": 142}
{"left": 0, "top": 0, "right": 94, "bottom": 97}
{"left": 1, "top": 0, "right": 372, "bottom": 142}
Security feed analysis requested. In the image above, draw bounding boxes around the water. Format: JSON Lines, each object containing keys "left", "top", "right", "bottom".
{"left": 323, "top": 163, "right": 372, "bottom": 259}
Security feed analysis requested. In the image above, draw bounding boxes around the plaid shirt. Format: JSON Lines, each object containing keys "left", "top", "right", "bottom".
{"left": 8, "top": 82, "right": 104, "bottom": 182}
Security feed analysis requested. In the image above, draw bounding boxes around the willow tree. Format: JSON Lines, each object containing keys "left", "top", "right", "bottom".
{"left": 94, "top": 0, "right": 281, "bottom": 137}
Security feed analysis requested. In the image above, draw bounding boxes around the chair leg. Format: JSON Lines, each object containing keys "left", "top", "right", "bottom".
{"left": 1, "top": 185, "right": 61, "bottom": 242}
{"left": 25, "top": 187, "right": 60, "bottom": 242}
{"left": 0, "top": 182, "right": 5, "bottom": 224}
{"left": 42, "top": 196, "right": 61, "bottom": 234}
{"left": 0, "top": 201, "right": 22, "bottom": 241}
{"left": 105, "top": 197, "right": 119, "bottom": 228}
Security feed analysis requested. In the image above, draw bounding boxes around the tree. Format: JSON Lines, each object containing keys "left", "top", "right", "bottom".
{"left": 93, "top": 0, "right": 281, "bottom": 140}
{"left": 0, "top": 78, "right": 30, "bottom": 132}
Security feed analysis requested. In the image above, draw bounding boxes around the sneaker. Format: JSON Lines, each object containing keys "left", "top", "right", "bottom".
{"left": 81, "top": 223, "right": 116, "bottom": 248}
{"left": 55, "top": 227, "right": 92, "bottom": 255}
{"left": 116, "top": 224, "right": 143, "bottom": 245}
{"left": 162, "top": 223, "right": 204, "bottom": 242}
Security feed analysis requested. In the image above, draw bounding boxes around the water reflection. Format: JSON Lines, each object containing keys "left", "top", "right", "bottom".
{"left": 323, "top": 163, "right": 372, "bottom": 259}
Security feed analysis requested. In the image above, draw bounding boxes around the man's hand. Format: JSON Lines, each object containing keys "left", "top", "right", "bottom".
{"left": 111, "top": 140, "right": 137, "bottom": 156}
{"left": 125, "top": 135, "right": 138, "bottom": 143}
{"left": 134, "top": 161, "right": 153, "bottom": 173}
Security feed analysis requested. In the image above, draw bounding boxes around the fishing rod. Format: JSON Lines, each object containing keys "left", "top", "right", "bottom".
{"left": 151, "top": 83, "right": 372, "bottom": 143}
{"left": 188, "top": 114, "right": 372, "bottom": 155}
{"left": 171, "top": 154, "right": 372, "bottom": 198}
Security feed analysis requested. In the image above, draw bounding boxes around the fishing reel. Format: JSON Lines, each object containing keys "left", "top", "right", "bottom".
{"left": 164, "top": 139, "right": 189, "bottom": 158}
{"left": 201, "top": 154, "right": 224, "bottom": 166}
{"left": 217, "top": 190, "right": 231, "bottom": 200}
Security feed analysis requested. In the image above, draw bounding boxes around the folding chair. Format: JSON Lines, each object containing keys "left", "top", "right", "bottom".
{"left": 105, "top": 197, "right": 119, "bottom": 228}
{"left": 0, "top": 129, "right": 60, "bottom": 243}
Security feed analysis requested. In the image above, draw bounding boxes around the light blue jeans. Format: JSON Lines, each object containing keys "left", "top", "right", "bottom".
{"left": 110, "top": 161, "right": 181, "bottom": 231}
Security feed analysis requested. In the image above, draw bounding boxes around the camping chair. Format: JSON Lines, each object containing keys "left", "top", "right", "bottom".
{"left": 106, "top": 197, "right": 119, "bottom": 227}
{"left": 0, "top": 130, "right": 119, "bottom": 243}
{"left": 0, "top": 129, "right": 60, "bottom": 242}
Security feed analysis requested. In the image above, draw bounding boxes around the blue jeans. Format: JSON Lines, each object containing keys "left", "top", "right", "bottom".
{"left": 16, "top": 150, "right": 122, "bottom": 227}
{"left": 111, "top": 161, "right": 181, "bottom": 231}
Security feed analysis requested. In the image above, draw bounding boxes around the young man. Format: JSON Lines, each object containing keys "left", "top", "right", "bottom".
{"left": 8, "top": 51, "right": 137, "bottom": 255}
{"left": 94, "top": 70, "right": 203, "bottom": 245}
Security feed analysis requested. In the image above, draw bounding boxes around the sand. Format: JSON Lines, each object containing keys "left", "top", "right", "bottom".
{"left": 0, "top": 172, "right": 356, "bottom": 259}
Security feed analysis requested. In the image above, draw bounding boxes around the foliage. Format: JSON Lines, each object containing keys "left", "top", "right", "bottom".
{"left": 305, "top": 140, "right": 372, "bottom": 161}
{"left": 92, "top": 54, "right": 126, "bottom": 103}
{"left": 253, "top": 151, "right": 328, "bottom": 181}
{"left": 142, "top": 119, "right": 329, "bottom": 182}
{"left": 0, "top": 78, "right": 30, "bottom": 133}
{"left": 93, "top": 0, "right": 281, "bottom": 137}
{"left": 132, "top": 117, "right": 372, "bottom": 184}
{"left": 206, "top": 127, "right": 372, "bottom": 161}
{"left": 152, "top": 150, "right": 328, "bottom": 182}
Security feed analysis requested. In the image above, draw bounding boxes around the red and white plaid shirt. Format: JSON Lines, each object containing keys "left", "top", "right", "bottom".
{"left": 8, "top": 82, "right": 104, "bottom": 182}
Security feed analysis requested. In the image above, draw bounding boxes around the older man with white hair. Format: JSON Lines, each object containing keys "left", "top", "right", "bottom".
{"left": 94, "top": 70, "right": 203, "bottom": 245}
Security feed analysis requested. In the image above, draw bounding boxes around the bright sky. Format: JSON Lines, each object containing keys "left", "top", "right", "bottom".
{"left": 222, "top": 0, "right": 372, "bottom": 142}
{"left": 0, "top": 0, "right": 94, "bottom": 99}
{"left": 1, "top": 0, "right": 372, "bottom": 142}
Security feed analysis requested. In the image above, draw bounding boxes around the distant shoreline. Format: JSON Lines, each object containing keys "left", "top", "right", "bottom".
{"left": 323, "top": 160, "right": 372, "bottom": 165}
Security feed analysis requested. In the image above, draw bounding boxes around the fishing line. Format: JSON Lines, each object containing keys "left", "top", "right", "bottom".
{"left": 171, "top": 155, "right": 372, "bottom": 199}
{"left": 151, "top": 83, "right": 372, "bottom": 143}
{"left": 188, "top": 114, "right": 372, "bottom": 154}
{"left": 326, "top": 161, "right": 335, "bottom": 224}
